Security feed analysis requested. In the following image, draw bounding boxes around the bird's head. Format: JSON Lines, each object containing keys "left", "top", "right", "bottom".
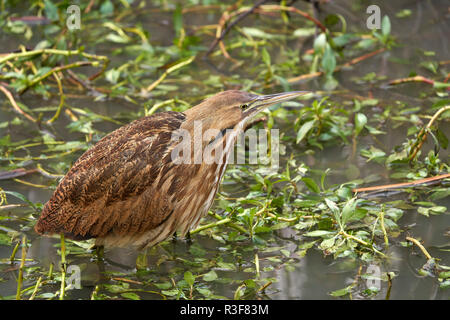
{"left": 184, "top": 90, "right": 310, "bottom": 132}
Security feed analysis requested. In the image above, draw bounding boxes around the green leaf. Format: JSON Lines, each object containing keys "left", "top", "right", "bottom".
{"left": 322, "top": 44, "right": 336, "bottom": 76}
{"left": 304, "top": 230, "right": 336, "bottom": 238}
{"left": 44, "top": 0, "right": 58, "bottom": 21}
{"left": 161, "top": 289, "right": 179, "bottom": 297}
{"left": 435, "top": 129, "right": 448, "bottom": 149}
{"left": 433, "top": 81, "right": 450, "bottom": 89}
{"left": 396, "top": 9, "right": 412, "bottom": 18}
{"left": 296, "top": 120, "right": 315, "bottom": 143}
{"left": 261, "top": 48, "right": 271, "bottom": 66}
{"left": 302, "top": 177, "right": 320, "bottom": 193}
{"left": 381, "top": 15, "right": 391, "bottom": 37}
{"left": 329, "top": 285, "right": 353, "bottom": 297}
{"left": 184, "top": 271, "right": 195, "bottom": 287}
{"left": 196, "top": 287, "right": 212, "bottom": 297}
{"left": 202, "top": 270, "right": 218, "bottom": 282}
{"left": 325, "top": 198, "right": 339, "bottom": 215}
{"left": 154, "top": 282, "right": 172, "bottom": 290}
{"left": 360, "top": 146, "right": 386, "bottom": 162}
{"left": 100, "top": 0, "right": 114, "bottom": 16}
{"left": 354, "top": 113, "right": 367, "bottom": 136}
{"left": 313, "top": 33, "right": 327, "bottom": 52}
{"left": 418, "top": 207, "right": 429, "bottom": 217}
{"left": 0, "top": 233, "right": 12, "bottom": 245}
{"left": 325, "top": 198, "right": 340, "bottom": 225}
{"left": 121, "top": 292, "right": 140, "bottom": 300}
{"left": 319, "top": 237, "right": 336, "bottom": 249}
{"left": 173, "top": 4, "right": 183, "bottom": 37}
{"left": 167, "top": 56, "right": 196, "bottom": 74}
{"left": 341, "top": 197, "right": 357, "bottom": 225}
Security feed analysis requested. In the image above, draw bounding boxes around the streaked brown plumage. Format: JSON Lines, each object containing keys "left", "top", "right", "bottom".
{"left": 35, "top": 90, "right": 308, "bottom": 249}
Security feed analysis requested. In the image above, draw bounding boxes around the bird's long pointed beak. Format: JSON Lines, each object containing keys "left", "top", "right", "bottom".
{"left": 243, "top": 91, "right": 310, "bottom": 118}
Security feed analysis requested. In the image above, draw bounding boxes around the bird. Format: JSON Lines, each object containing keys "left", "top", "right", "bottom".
{"left": 34, "top": 90, "right": 309, "bottom": 250}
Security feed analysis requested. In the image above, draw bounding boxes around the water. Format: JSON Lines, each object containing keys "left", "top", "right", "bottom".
{"left": 0, "top": 0, "right": 449, "bottom": 299}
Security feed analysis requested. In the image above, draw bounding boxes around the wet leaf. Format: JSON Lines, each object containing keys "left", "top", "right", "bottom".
{"left": 329, "top": 285, "right": 353, "bottom": 297}
{"left": 304, "top": 230, "right": 336, "bottom": 238}
{"left": 296, "top": 120, "right": 316, "bottom": 143}
{"left": 354, "top": 113, "right": 367, "bottom": 136}
{"left": 302, "top": 177, "right": 320, "bottom": 193}
{"left": 202, "top": 270, "right": 218, "bottom": 282}
{"left": 381, "top": 16, "right": 391, "bottom": 37}
{"left": 121, "top": 292, "right": 140, "bottom": 300}
{"left": 184, "top": 271, "right": 195, "bottom": 287}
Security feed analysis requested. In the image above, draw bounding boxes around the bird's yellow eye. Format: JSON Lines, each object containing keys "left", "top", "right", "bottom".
{"left": 240, "top": 104, "right": 249, "bottom": 110}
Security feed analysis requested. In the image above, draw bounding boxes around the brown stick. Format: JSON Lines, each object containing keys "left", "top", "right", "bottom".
{"left": 205, "top": 0, "right": 268, "bottom": 57}
{"left": 338, "top": 47, "right": 386, "bottom": 69}
{"left": 406, "top": 236, "right": 432, "bottom": 260}
{"left": 0, "top": 168, "right": 38, "bottom": 180}
{"left": 388, "top": 75, "right": 434, "bottom": 86}
{"left": 408, "top": 105, "right": 450, "bottom": 161}
{"left": 353, "top": 173, "right": 450, "bottom": 193}
{"left": 0, "top": 84, "right": 36, "bottom": 122}
{"left": 206, "top": 3, "right": 327, "bottom": 59}
{"left": 286, "top": 47, "right": 386, "bottom": 84}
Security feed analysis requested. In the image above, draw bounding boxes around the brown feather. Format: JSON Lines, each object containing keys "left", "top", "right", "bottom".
{"left": 35, "top": 111, "right": 189, "bottom": 244}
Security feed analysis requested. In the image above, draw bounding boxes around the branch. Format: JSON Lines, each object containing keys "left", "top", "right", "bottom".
{"left": 409, "top": 105, "right": 450, "bottom": 161}
{"left": 353, "top": 173, "right": 450, "bottom": 193}
{"left": 406, "top": 236, "right": 432, "bottom": 260}
{"left": 205, "top": 0, "right": 269, "bottom": 57}
{"left": 0, "top": 84, "right": 36, "bottom": 122}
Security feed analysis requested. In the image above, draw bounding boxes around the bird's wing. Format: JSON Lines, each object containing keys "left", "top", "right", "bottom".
{"left": 35, "top": 111, "right": 187, "bottom": 239}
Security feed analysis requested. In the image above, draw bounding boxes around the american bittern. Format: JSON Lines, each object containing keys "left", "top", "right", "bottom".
{"left": 35, "top": 90, "right": 308, "bottom": 249}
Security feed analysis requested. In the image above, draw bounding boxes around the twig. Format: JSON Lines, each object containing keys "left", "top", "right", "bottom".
{"left": 0, "top": 48, "right": 109, "bottom": 85}
{"left": 255, "top": 253, "right": 260, "bottom": 278}
{"left": 406, "top": 236, "right": 432, "bottom": 260}
{"left": 0, "top": 168, "right": 37, "bottom": 180}
{"left": 286, "top": 48, "right": 386, "bottom": 84}
{"left": 0, "top": 84, "right": 36, "bottom": 122}
{"left": 29, "top": 277, "right": 43, "bottom": 300}
{"left": 111, "top": 277, "right": 143, "bottom": 285}
{"left": 265, "top": 4, "right": 327, "bottom": 32}
{"left": 206, "top": 4, "right": 327, "bottom": 60}
{"left": 388, "top": 75, "right": 434, "bottom": 86}
{"left": 21, "top": 61, "right": 98, "bottom": 94}
{"left": 205, "top": 0, "right": 268, "bottom": 57}
{"left": 190, "top": 217, "right": 232, "bottom": 235}
{"left": 16, "top": 235, "right": 27, "bottom": 300}
{"left": 339, "top": 230, "right": 386, "bottom": 257}
{"left": 10, "top": 241, "right": 20, "bottom": 264}
{"left": 409, "top": 105, "right": 450, "bottom": 161}
{"left": 339, "top": 48, "right": 386, "bottom": 69}
{"left": 36, "top": 164, "right": 64, "bottom": 179}
{"left": 257, "top": 281, "right": 272, "bottom": 293}
{"left": 385, "top": 273, "right": 392, "bottom": 300}
{"left": 13, "top": 178, "right": 49, "bottom": 189}
{"left": 143, "top": 56, "right": 195, "bottom": 93}
{"left": 59, "top": 233, "right": 66, "bottom": 300}
{"left": 379, "top": 210, "right": 389, "bottom": 247}
{"left": 210, "top": 212, "right": 248, "bottom": 234}
{"left": 46, "top": 72, "right": 65, "bottom": 124}
{"left": 353, "top": 173, "right": 450, "bottom": 193}
{"left": 0, "top": 48, "right": 108, "bottom": 68}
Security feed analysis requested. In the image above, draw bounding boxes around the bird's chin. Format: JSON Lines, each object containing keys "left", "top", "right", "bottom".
{"left": 242, "top": 107, "right": 265, "bottom": 121}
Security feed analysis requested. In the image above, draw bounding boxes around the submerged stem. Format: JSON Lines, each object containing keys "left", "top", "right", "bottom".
{"left": 15, "top": 236, "right": 27, "bottom": 300}
{"left": 59, "top": 233, "right": 66, "bottom": 300}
